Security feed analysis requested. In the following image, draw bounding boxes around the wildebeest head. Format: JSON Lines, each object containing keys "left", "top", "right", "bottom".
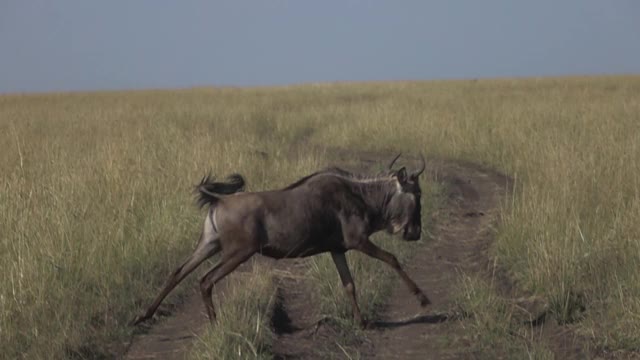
{"left": 386, "top": 154, "right": 425, "bottom": 241}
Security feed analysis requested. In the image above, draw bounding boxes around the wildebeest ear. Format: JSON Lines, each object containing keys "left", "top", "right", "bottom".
{"left": 396, "top": 167, "right": 408, "bottom": 184}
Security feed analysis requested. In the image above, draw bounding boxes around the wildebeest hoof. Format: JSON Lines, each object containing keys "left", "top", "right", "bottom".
{"left": 129, "top": 314, "right": 149, "bottom": 326}
{"left": 419, "top": 294, "right": 432, "bottom": 307}
{"left": 359, "top": 318, "right": 372, "bottom": 329}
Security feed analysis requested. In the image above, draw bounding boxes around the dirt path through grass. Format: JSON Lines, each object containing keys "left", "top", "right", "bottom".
{"left": 123, "top": 257, "right": 268, "bottom": 359}
{"left": 268, "top": 155, "right": 510, "bottom": 359}
{"left": 362, "top": 159, "right": 512, "bottom": 359}
{"left": 270, "top": 153, "right": 587, "bottom": 359}
{"left": 122, "top": 150, "right": 585, "bottom": 359}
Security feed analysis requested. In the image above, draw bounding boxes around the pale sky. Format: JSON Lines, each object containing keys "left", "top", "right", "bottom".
{"left": 1, "top": 0, "right": 639, "bottom": 93}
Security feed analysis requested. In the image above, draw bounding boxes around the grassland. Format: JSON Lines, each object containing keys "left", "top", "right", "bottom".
{"left": 1, "top": 76, "right": 639, "bottom": 359}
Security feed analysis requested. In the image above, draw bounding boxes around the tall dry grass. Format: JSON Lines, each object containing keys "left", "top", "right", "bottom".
{"left": 309, "top": 76, "right": 640, "bottom": 352}
{"left": 0, "top": 89, "right": 325, "bottom": 358}
{"left": 1, "top": 76, "right": 638, "bottom": 358}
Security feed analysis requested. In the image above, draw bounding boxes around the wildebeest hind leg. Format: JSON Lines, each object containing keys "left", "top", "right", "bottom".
{"left": 199, "top": 249, "right": 256, "bottom": 323}
{"left": 130, "top": 237, "right": 221, "bottom": 326}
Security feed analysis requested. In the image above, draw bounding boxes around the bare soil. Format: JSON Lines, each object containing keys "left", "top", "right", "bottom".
{"left": 121, "top": 149, "right": 590, "bottom": 359}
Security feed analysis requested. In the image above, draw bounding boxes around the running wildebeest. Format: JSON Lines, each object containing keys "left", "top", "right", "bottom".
{"left": 131, "top": 154, "right": 430, "bottom": 328}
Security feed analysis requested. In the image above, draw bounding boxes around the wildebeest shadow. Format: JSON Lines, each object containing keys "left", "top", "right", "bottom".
{"left": 371, "top": 312, "right": 465, "bottom": 329}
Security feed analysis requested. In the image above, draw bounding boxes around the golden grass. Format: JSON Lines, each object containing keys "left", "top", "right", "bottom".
{"left": 1, "top": 75, "right": 638, "bottom": 358}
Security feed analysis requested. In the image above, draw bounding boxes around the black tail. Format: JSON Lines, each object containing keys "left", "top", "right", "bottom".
{"left": 195, "top": 173, "right": 246, "bottom": 209}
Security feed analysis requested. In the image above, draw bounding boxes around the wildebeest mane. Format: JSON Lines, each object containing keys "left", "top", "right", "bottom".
{"left": 282, "top": 171, "right": 325, "bottom": 190}
{"left": 282, "top": 166, "right": 393, "bottom": 191}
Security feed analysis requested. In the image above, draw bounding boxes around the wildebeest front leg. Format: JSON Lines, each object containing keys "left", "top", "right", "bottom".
{"left": 357, "top": 239, "right": 431, "bottom": 307}
{"left": 330, "top": 252, "right": 364, "bottom": 327}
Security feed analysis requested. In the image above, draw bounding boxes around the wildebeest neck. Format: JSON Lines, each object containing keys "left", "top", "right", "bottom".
{"left": 339, "top": 175, "right": 400, "bottom": 231}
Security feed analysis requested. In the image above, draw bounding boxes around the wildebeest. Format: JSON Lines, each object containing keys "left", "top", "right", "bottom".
{"left": 131, "top": 154, "right": 430, "bottom": 328}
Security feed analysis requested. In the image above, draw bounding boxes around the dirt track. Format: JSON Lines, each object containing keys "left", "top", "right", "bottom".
{"left": 122, "top": 150, "right": 586, "bottom": 359}
{"left": 362, "top": 158, "right": 511, "bottom": 359}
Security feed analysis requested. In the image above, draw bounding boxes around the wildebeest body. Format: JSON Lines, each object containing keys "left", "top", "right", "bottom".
{"left": 223, "top": 175, "right": 379, "bottom": 258}
{"left": 131, "top": 154, "right": 429, "bottom": 328}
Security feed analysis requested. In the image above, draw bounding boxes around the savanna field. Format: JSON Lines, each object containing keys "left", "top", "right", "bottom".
{"left": 1, "top": 76, "right": 639, "bottom": 359}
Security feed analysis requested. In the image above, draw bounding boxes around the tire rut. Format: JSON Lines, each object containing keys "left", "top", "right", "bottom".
{"left": 356, "top": 158, "right": 587, "bottom": 359}
{"left": 122, "top": 257, "right": 269, "bottom": 360}
{"left": 122, "top": 149, "right": 587, "bottom": 359}
{"left": 270, "top": 154, "right": 587, "bottom": 359}
{"left": 361, "top": 159, "right": 512, "bottom": 359}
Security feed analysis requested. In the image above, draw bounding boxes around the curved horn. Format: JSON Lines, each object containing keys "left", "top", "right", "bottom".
{"left": 414, "top": 154, "right": 426, "bottom": 176}
{"left": 388, "top": 152, "right": 402, "bottom": 170}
